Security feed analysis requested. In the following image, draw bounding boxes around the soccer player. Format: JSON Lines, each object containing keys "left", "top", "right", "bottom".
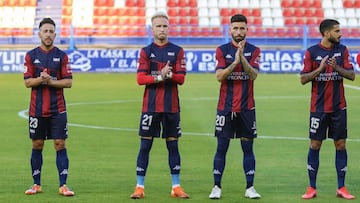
{"left": 208, "top": 14, "right": 261, "bottom": 200}
{"left": 130, "top": 11, "right": 189, "bottom": 199}
{"left": 300, "top": 19, "right": 355, "bottom": 200}
{"left": 23, "top": 17, "right": 74, "bottom": 196}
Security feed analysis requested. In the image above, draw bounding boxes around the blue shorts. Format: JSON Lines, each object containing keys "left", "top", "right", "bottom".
{"left": 214, "top": 110, "right": 257, "bottom": 139}
{"left": 308, "top": 109, "right": 347, "bottom": 141}
{"left": 138, "top": 112, "right": 181, "bottom": 138}
{"left": 29, "top": 112, "right": 68, "bottom": 140}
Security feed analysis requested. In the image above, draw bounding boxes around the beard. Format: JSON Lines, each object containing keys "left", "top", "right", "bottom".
{"left": 328, "top": 36, "right": 340, "bottom": 45}
{"left": 232, "top": 34, "right": 245, "bottom": 43}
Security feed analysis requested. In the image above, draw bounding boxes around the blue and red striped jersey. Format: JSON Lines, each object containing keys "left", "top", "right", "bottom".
{"left": 215, "top": 42, "right": 261, "bottom": 112}
{"left": 301, "top": 43, "right": 353, "bottom": 113}
{"left": 137, "top": 42, "right": 186, "bottom": 113}
{"left": 24, "top": 46, "right": 72, "bottom": 117}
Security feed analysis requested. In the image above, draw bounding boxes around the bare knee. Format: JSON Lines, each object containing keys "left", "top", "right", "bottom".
{"left": 54, "top": 139, "right": 66, "bottom": 151}
{"left": 334, "top": 139, "right": 346, "bottom": 150}
{"left": 310, "top": 140, "right": 322, "bottom": 150}
{"left": 32, "top": 139, "right": 44, "bottom": 150}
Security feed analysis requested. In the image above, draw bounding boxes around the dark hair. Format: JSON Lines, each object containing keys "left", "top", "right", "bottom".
{"left": 230, "top": 14, "right": 247, "bottom": 24}
{"left": 39, "top": 17, "right": 56, "bottom": 29}
{"left": 319, "top": 19, "right": 339, "bottom": 36}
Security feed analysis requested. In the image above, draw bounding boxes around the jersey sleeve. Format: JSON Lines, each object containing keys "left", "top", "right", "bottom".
{"left": 249, "top": 47, "right": 261, "bottom": 70}
{"left": 215, "top": 47, "right": 226, "bottom": 70}
{"left": 23, "top": 53, "right": 35, "bottom": 79}
{"left": 136, "top": 48, "right": 156, "bottom": 85}
{"left": 170, "top": 47, "right": 186, "bottom": 85}
{"left": 61, "top": 54, "right": 73, "bottom": 79}
{"left": 301, "top": 50, "right": 313, "bottom": 74}
{"left": 343, "top": 48, "right": 354, "bottom": 70}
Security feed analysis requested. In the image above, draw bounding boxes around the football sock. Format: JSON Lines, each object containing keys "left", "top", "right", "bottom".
{"left": 213, "top": 136, "right": 230, "bottom": 188}
{"left": 136, "top": 138, "right": 153, "bottom": 177}
{"left": 30, "top": 149, "right": 43, "bottom": 185}
{"left": 335, "top": 149, "right": 347, "bottom": 189}
{"left": 241, "top": 140, "right": 256, "bottom": 189}
{"left": 307, "top": 148, "right": 319, "bottom": 189}
{"left": 56, "top": 148, "right": 69, "bottom": 187}
{"left": 136, "top": 175, "right": 145, "bottom": 187}
{"left": 166, "top": 140, "right": 181, "bottom": 174}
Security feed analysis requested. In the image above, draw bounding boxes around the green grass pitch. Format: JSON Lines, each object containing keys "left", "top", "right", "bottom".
{"left": 1, "top": 73, "right": 359, "bottom": 203}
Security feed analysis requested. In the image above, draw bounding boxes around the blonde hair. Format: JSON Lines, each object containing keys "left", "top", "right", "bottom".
{"left": 151, "top": 11, "right": 169, "bottom": 23}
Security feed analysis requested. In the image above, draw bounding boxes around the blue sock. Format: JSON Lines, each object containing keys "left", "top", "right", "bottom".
{"left": 241, "top": 140, "right": 256, "bottom": 189}
{"left": 30, "top": 149, "right": 43, "bottom": 185}
{"left": 135, "top": 139, "right": 153, "bottom": 186}
{"left": 136, "top": 175, "right": 145, "bottom": 187}
{"left": 213, "top": 137, "right": 230, "bottom": 188}
{"left": 166, "top": 140, "right": 181, "bottom": 186}
{"left": 307, "top": 148, "right": 319, "bottom": 189}
{"left": 56, "top": 148, "right": 69, "bottom": 187}
{"left": 336, "top": 149, "right": 347, "bottom": 189}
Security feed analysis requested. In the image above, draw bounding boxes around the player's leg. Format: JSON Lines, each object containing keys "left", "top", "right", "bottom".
{"left": 331, "top": 109, "right": 354, "bottom": 199}
{"left": 209, "top": 111, "right": 231, "bottom": 199}
{"left": 25, "top": 116, "right": 46, "bottom": 195}
{"left": 163, "top": 113, "right": 189, "bottom": 198}
{"left": 237, "top": 110, "right": 260, "bottom": 199}
{"left": 131, "top": 112, "right": 159, "bottom": 199}
{"left": 302, "top": 112, "right": 326, "bottom": 199}
{"left": 51, "top": 113, "right": 74, "bottom": 196}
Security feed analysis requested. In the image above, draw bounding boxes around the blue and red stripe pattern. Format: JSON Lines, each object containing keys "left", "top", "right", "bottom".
{"left": 301, "top": 43, "right": 353, "bottom": 112}
{"left": 215, "top": 42, "right": 260, "bottom": 112}
{"left": 24, "top": 46, "right": 72, "bottom": 117}
{"left": 137, "top": 42, "right": 186, "bottom": 113}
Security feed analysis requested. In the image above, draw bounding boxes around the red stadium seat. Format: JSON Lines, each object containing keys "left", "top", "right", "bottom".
{"left": 138, "top": 0, "right": 145, "bottom": 7}
{"left": 167, "top": 0, "right": 177, "bottom": 7}
{"left": 354, "top": 0, "right": 360, "bottom": 7}
{"left": 189, "top": 17, "right": 199, "bottom": 25}
{"left": 283, "top": 9, "right": 292, "bottom": 17}
{"left": 188, "top": 0, "right": 197, "bottom": 7}
{"left": 293, "top": 9, "right": 303, "bottom": 17}
{"left": 343, "top": 0, "right": 353, "bottom": 7}
{"left": 189, "top": 8, "right": 198, "bottom": 16}
{"left": 281, "top": 0, "right": 291, "bottom": 8}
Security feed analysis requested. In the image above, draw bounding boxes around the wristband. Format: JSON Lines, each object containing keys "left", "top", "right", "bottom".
{"left": 156, "top": 75, "right": 163, "bottom": 82}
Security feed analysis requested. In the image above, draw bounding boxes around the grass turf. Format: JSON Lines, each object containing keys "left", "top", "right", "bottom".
{"left": 1, "top": 73, "right": 359, "bottom": 203}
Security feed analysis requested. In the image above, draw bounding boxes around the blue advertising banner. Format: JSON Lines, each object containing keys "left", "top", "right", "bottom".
{"left": 0, "top": 49, "right": 359, "bottom": 73}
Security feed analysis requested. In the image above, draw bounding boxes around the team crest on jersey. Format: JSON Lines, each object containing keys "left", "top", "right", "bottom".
{"left": 33, "top": 59, "right": 41, "bottom": 64}
{"left": 225, "top": 54, "right": 232, "bottom": 59}
{"left": 315, "top": 56, "right": 322, "bottom": 61}
{"left": 150, "top": 53, "right": 156, "bottom": 58}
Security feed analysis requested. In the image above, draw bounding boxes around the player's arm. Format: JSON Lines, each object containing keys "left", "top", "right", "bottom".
{"left": 47, "top": 78, "right": 72, "bottom": 88}
{"left": 300, "top": 52, "right": 328, "bottom": 85}
{"left": 166, "top": 50, "right": 186, "bottom": 85}
{"left": 24, "top": 55, "right": 50, "bottom": 88}
{"left": 240, "top": 54, "right": 258, "bottom": 81}
{"left": 215, "top": 47, "right": 235, "bottom": 82}
{"left": 328, "top": 50, "right": 355, "bottom": 81}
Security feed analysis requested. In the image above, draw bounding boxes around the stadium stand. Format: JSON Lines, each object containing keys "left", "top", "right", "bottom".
{"left": 0, "top": 0, "right": 360, "bottom": 47}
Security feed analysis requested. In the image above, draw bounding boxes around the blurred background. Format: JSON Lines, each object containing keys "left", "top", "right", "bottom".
{"left": 0, "top": 0, "right": 359, "bottom": 73}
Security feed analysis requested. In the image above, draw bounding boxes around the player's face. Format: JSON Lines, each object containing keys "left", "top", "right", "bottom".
{"left": 230, "top": 22, "right": 247, "bottom": 43}
{"left": 152, "top": 17, "right": 169, "bottom": 42}
{"left": 38, "top": 23, "right": 56, "bottom": 49}
{"left": 327, "top": 24, "right": 341, "bottom": 45}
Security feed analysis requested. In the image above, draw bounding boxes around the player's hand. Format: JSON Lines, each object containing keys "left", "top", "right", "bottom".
{"left": 40, "top": 69, "right": 50, "bottom": 84}
{"left": 162, "top": 61, "right": 173, "bottom": 79}
{"left": 327, "top": 56, "right": 337, "bottom": 69}
{"left": 238, "top": 40, "right": 245, "bottom": 55}
{"left": 319, "top": 55, "right": 329, "bottom": 71}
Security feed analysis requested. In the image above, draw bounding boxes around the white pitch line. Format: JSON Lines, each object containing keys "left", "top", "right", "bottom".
{"left": 17, "top": 88, "right": 360, "bottom": 142}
